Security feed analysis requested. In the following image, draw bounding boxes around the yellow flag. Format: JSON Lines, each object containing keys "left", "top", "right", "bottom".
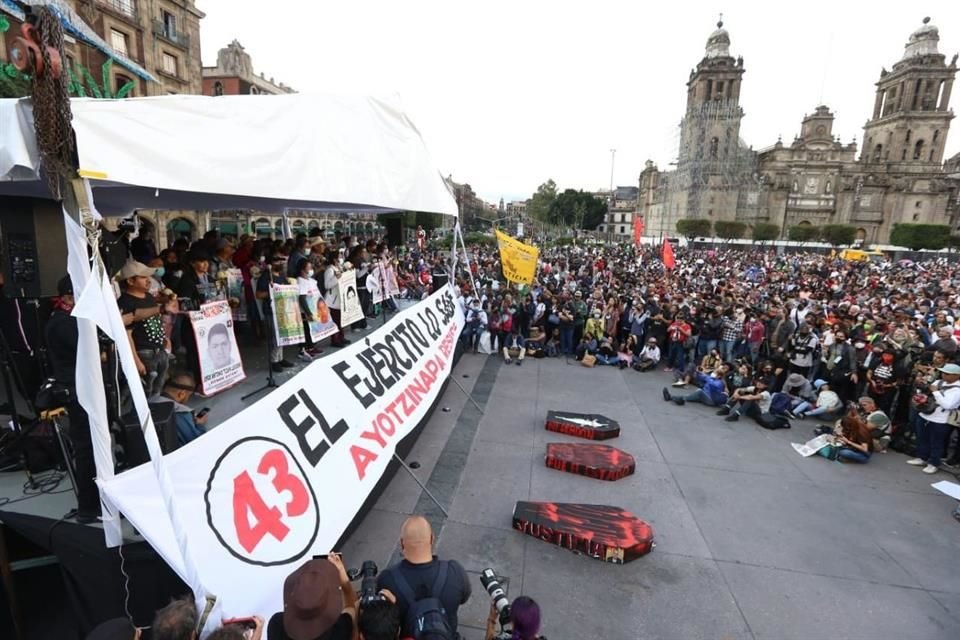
{"left": 495, "top": 229, "right": 539, "bottom": 285}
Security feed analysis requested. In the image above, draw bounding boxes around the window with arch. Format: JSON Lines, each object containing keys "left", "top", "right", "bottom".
{"left": 214, "top": 81, "right": 223, "bottom": 96}
{"left": 250, "top": 86, "right": 259, "bottom": 95}
{"left": 115, "top": 74, "right": 134, "bottom": 96}
{"left": 709, "top": 137, "right": 719, "bottom": 159}
{"left": 930, "top": 148, "right": 936, "bottom": 162}
{"left": 906, "top": 130, "right": 911, "bottom": 142}
{"left": 913, "top": 139, "right": 925, "bottom": 160}
{"left": 825, "top": 180, "right": 832, "bottom": 194}
{"left": 872, "top": 144, "right": 883, "bottom": 162}
{"left": 933, "top": 130, "right": 940, "bottom": 143}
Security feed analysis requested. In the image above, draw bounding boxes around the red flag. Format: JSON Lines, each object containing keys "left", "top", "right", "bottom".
{"left": 632, "top": 217, "right": 644, "bottom": 247}
{"left": 661, "top": 239, "right": 675, "bottom": 270}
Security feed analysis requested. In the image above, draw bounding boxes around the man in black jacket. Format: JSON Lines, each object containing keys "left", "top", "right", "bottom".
{"left": 377, "top": 516, "right": 471, "bottom": 639}
{"left": 45, "top": 275, "right": 101, "bottom": 523}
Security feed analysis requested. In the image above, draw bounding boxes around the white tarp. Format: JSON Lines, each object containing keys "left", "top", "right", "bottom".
{"left": 0, "top": 94, "right": 457, "bottom": 216}
{"left": 98, "top": 286, "right": 463, "bottom": 621}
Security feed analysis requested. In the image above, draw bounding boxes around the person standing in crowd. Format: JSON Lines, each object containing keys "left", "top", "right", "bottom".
{"left": 286, "top": 235, "right": 310, "bottom": 279}
{"left": 117, "top": 260, "right": 170, "bottom": 398}
{"left": 376, "top": 515, "right": 471, "bottom": 640}
{"left": 786, "top": 322, "right": 819, "bottom": 377}
{"left": 208, "top": 238, "right": 235, "bottom": 281}
{"left": 908, "top": 363, "right": 960, "bottom": 474}
{"left": 323, "top": 249, "right": 350, "bottom": 348}
{"left": 719, "top": 307, "right": 743, "bottom": 363}
{"left": 257, "top": 254, "right": 296, "bottom": 372}
{"left": 45, "top": 275, "right": 100, "bottom": 524}
{"left": 665, "top": 313, "right": 692, "bottom": 372}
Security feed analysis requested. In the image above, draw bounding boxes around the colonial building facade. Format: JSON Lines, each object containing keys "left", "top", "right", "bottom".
{"left": 202, "top": 40, "right": 295, "bottom": 96}
{"left": 640, "top": 18, "right": 958, "bottom": 245}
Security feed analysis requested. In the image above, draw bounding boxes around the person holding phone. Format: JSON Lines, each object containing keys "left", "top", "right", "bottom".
{"left": 160, "top": 372, "right": 208, "bottom": 446}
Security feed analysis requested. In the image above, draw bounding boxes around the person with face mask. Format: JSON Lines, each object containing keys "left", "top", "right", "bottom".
{"left": 295, "top": 258, "right": 324, "bottom": 361}
{"left": 117, "top": 260, "right": 170, "bottom": 398}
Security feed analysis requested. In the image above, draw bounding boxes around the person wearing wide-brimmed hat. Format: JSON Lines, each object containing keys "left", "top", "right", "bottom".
{"left": 268, "top": 555, "right": 357, "bottom": 640}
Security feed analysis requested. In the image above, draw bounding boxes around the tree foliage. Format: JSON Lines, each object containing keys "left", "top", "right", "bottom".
{"left": 751, "top": 223, "right": 780, "bottom": 242}
{"left": 713, "top": 220, "right": 747, "bottom": 240}
{"left": 525, "top": 179, "right": 558, "bottom": 222}
{"left": 549, "top": 189, "right": 608, "bottom": 229}
{"left": 788, "top": 225, "right": 820, "bottom": 242}
{"left": 675, "top": 218, "right": 712, "bottom": 238}
{"left": 889, "top": 223, "right": 951, "bottom": 250}
{"left": 819, "top": 224, "right": 857, "bottom": 247}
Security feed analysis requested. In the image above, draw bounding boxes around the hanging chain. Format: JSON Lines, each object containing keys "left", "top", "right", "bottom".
{"left": 30, "top": 7, "right": 74, "bottom": 200}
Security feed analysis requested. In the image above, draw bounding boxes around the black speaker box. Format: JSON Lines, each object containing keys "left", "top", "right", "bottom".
{"left": 0, "top": 197, "right": 68, "bottom": 298}
{"left": 118, "top": 399, "right": 179, "bottom": 469}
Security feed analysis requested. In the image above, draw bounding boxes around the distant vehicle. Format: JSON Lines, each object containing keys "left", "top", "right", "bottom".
{"left": 838, "top": 248, "right": 885, "bottom": 262}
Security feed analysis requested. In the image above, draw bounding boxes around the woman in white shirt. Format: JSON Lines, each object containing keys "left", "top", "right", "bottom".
{"left": 323, "top": 250, "right": 348, "bottom": 347}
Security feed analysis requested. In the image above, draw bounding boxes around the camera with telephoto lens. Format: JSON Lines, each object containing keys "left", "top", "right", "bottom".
{"left": 480, "top": 568, "right": 511, "bottom": 638}
{"left": 347, "top": 560, "right": 384, "bottom": 605}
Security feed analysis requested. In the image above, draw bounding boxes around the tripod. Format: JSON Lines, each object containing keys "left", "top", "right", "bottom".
{"left": 242, "top": 313, "right": 279, "bottom": 401}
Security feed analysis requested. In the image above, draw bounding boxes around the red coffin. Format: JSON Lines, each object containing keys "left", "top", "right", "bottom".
{"left": 545, "top": 442, "right": 636, "bottom": 481}
{"left": 513, "top": 501, "right": 654, "bottom": 563}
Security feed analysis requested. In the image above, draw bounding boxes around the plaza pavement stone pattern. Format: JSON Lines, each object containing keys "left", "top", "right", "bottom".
{"left": 340, "top": 355, "right": 960, "bottom": 640}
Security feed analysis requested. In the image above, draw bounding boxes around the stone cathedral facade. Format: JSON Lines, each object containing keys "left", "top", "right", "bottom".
{"left": 639, "top": 18, "right": 959, "bottom": 245}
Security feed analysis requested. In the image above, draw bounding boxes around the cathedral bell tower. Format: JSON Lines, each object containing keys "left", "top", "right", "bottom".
{"left": 676, "top": 20, "right": 747, "bottom": 220}
{"left": 861, "top": 17, "right": 956, "bottom": 167}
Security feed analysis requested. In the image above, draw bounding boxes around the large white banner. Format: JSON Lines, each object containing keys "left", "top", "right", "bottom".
{"left": 338, "top": 270, "right": 364, "bottom": 328}
{"left": 98, "top": 287, "right": 464, "bottom": 621}
{"left": 191, "top": 300, "right": 247, "bottom": 396}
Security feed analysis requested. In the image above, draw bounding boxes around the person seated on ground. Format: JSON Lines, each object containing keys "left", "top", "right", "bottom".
{"left": 160, "top": 372, "right": 208, "bottom": 446}
{"left": 772, "top": 372, "right": 815, "bottom": 415}
{"left": 724, "top": 362, "right": 754, "bottom": 397}
{"left": 633, "top": 337, "right": 661, "bottom": 371}
{"left": 503, "top": 328, "right": 525, "bottom": 366}
{"left": 376, "top": 515, "right": 471, "bottom": 640}
{"left": 152, "top": 596, "right": 197, "bottom": 640}
{"left": 662, "top": 368, "right": 729, "bottom": 407}
{"left": 789, "top": 380, "right": 842, "bottom": 420}
{"left": 618, "top": 334, "right": 639, "bottom": 369}
{"left": 857, "top": 396, "right": 892, "bottom": 452}
{"left": 595, "top": 334, "right": 619, "bottom": 365}
{"left": 268, "top": 555, "right": 357, "bottom": 640}
{"left": 834, "top": 407, "right": 875, "bottom": 464}
{"left": 544, "top": 328, "right": 561, "bottom": 357}
{"left": 673, "top": 348, "right": 722, "bottom": 387}
{"left": 574, "top": 334, "right": 597, "bottom": 361}
{"left": 716, "top": 376, "right": 772, "bottom": 421}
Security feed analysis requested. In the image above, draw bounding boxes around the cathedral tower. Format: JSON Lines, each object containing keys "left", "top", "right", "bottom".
{"left": 861, "top": 17, "right": 956, "bottom": 167}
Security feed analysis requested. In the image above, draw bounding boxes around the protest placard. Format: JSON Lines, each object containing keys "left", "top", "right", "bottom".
{"left": 338, "top": 270, "right": 364, "bottom": 327}
{"left": 224, "top": 268, "right": 247, "bottom": 321}
{"left": 190, "top": 300, "right": 247, "bottom": 396}
{"left": 270, "top": 283, "right": 305, "bottom": 346}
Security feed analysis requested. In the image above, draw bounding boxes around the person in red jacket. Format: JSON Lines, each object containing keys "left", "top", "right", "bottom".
{"left": 665, "top": 314, "right": 692, "bottom": 372}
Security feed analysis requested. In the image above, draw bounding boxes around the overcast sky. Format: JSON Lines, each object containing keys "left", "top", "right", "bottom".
{"left": 197, "top": 1, "right": 960, "bottom": 204}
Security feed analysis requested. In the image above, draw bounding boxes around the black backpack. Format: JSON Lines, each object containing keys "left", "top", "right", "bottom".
{"left": 393, "top": 561, "right": 454, "bottom": 640}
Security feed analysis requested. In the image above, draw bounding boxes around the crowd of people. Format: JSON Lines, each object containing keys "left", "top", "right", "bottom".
{"left": 453, "top": 240, "right": 960, "bottom": 476}
{"left": 84, "top": 516, "right": 543, "bottom": 640}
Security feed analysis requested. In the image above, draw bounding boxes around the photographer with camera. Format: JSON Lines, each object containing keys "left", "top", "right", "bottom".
{"left": 376, "top": 516, "right": 471, "bottom": 640}
{"left": 480, "top": 570, "right": 546, "bottom": 640}
{"left": 907, "top": 363, "right": 960, "bottom": 475}
{"left": 267, "top": 554, "right": 357, "bottom": 640}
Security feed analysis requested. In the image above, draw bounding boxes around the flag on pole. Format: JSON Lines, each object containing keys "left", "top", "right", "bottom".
{"left": 661, "top": 238, "right": 676, "bottom": 270}
{"left": 495, "top": 228, "right": 539, "bottom": 285}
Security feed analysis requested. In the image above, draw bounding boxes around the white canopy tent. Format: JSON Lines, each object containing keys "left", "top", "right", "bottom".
{"left": 0, "top": 93, "right": 457, "bottom": 217}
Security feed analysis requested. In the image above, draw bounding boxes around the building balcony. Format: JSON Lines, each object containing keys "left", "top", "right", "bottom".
{"left": 95, "top": 0, "right": 139, "bottom": 24}
{"left": 152, "top": 20, "right": 191, "bottom": 50}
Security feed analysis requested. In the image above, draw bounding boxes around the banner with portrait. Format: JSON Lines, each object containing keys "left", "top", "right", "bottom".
{"left": 98, "top": 287, "right": 465, "bottom": 622}
{"left": 495, "top": 228, "right": 539, "bottom": 285}
{"left": 190, "top": 300, "right": 247, "bottom": 396}
{"left": 306, "top": 289, "right": 338, "bottom": 343}
{"left": 338, "top": 270, "right": 364, "bottom": 327}
{"left": 370, "top": 261, "right": 401, "bottom": 304}
{"left": 224, "top": 268, "right": 248, "bottom": 321}
{"left": 270, "top": 283, "right": 305, "bottom": 346}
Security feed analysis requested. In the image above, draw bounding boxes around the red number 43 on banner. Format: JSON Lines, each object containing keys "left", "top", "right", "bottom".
{"left": 233, "top": 449, "right": 310, "bottom": 553}
{"left": 206, "top": 438, "right": 320, "bottom": 566}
